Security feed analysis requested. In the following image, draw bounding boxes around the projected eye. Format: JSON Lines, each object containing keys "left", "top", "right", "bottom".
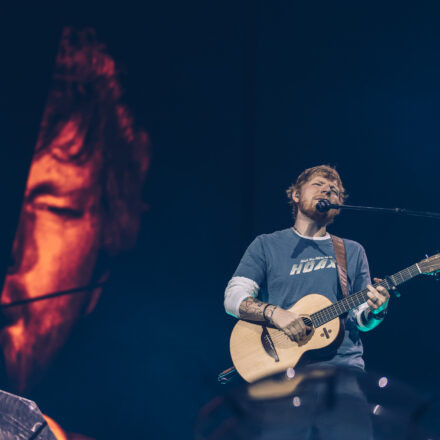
{"left": 31, "top": 203, "right": 84, "bottom": 219}
{"left": 45, "top": 206, "right": 84, "bottom": 219}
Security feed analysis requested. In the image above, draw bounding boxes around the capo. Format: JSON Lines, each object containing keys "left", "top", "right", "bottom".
{"left": 385, "top": 276, "right": 401, "bottom": 298}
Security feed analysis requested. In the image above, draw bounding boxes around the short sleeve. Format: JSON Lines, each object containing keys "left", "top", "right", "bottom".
{"left": 350, "top": 245, "right": 372, "bottom": 326}
{"left": 233, "top": 236, "right": 267, "bottom": 287}
{"left": 353, "top": 245, "right": 371, "bottom": 293}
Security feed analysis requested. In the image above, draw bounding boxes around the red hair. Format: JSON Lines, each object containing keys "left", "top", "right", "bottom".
{"left": 36, "top": 27, "right": 150, "bottom": 255}
{"left": 286, "top": 165, "right": 347, "bottom": 217}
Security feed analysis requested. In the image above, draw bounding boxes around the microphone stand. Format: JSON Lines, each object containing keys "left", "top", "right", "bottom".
{"left": 328, "top": 204, "right": 440, "bottom": 220}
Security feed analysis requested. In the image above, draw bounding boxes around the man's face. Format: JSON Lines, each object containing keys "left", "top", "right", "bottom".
{"left": 0, "top": 120, "right": 103, "bottom": 393}
{"left": 294, "top": 174, "right": 342, "bottom": 224}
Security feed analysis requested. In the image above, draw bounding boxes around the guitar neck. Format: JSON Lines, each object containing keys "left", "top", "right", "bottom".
{"left": 310, "top": 263, "right": 422, "bottom": 327}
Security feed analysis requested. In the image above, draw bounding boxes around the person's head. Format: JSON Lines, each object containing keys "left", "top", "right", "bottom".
{"left": 286, "top": 165, "right": 347, "bottom": 225}
{"left": 0, "top": 27, "right": 150, "bottom": 393}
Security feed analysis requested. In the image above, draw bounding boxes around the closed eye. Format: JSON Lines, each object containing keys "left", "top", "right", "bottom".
{"left": 30, "top": 202, "right": 85, "bottom": 219}
{"left": 45, "top": 206, "right": 84, "bottom": 219}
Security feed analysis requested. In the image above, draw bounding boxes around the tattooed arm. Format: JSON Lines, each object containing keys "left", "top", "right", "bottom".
{"left": 238, "top": 296, "right": 310, "bottom": 342}
{"left": 223, "top": 276, "right": 273, "bottom": 321}
{"left": 238, "top": 296, "right": 276, "bottom": 322}
{"left": 224, "top": 276, "right": 309, "bottom": 342}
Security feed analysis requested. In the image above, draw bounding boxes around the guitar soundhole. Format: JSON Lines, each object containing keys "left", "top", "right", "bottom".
{"left": 302, "top": 317, "right": 314, "bottom": 337}
{"left": 302, "top": 317, "right": 313, "bottom": 327}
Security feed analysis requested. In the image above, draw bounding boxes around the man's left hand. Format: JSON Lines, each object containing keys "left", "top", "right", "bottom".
{"left": 366, "top": 277, "right": 390, "bottom": 314}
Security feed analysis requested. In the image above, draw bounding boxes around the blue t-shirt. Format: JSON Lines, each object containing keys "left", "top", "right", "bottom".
{"left": 233, "top": 228, "right": 371, "bottom": 370}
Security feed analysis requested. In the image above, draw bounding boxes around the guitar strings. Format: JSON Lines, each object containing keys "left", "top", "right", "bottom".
{"left": 267, "top": 264, "right": 421, "bottom": 344}
{"left": 313, "top": 264, "right": 419, "bottom": 326}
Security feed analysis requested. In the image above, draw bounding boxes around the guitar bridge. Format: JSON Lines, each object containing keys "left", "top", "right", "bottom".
{"left": 261, "top": 326, "right": 279, "bottom": 362}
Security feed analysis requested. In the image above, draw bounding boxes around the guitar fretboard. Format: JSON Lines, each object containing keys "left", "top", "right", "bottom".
{"left": 310, "top": 263, "right": 421, "bottom": 327}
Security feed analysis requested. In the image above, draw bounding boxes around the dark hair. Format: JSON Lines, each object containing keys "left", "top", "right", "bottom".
{"left": 286, "top": 165, "right": 347, "bottom": 217}
{"left": 36, "top": 27, "right": 150, "bottom": 255}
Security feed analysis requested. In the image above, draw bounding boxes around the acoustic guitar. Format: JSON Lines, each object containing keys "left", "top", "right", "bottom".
{"left": 230, "top": 253, "right": 440, "bottom": 383}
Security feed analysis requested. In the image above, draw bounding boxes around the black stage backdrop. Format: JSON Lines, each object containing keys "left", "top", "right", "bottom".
{"left": 1, "top": 3, "right": 440, "bottom": 439}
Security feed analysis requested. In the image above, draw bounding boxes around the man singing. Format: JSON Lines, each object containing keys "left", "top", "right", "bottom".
{"left": 224, "top": 165, "right": 390, "bottom": 438}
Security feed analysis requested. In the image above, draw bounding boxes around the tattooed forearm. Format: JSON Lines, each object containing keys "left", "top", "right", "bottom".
{"left": 239, "top": 297, "right": 266, "bottom": 321}
{"left": 239, "top": 297, "right": 276, "bottom": 322}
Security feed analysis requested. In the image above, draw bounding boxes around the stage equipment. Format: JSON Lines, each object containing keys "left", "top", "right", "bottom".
{"left": 0, "top": 389, "right": 57, "bottom": 439}
{"left": 198, "top": 366, "right": 440, "bottom": 440}
{"left": 315, "top": 199, "right": 440, "bottom": 219}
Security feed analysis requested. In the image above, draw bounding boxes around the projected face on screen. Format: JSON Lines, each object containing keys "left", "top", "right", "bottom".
{"left": 0, "top": 28, "right": 149, "bottom": 394}
{"left": 0, "top": 120, "right": 104, "bottom": 392}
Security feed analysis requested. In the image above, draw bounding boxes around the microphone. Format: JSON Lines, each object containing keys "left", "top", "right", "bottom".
{"left": 312, "top": 201, "right": 440, "bottom": 219}
{"left": 316, "top": 199, "right": 341, "bottom": 212}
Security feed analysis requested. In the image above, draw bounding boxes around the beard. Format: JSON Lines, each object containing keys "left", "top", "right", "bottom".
{"left": 297, "top": 198, "right": 339, "bottom": 225}
{"left": 0, "top": 310, "right": 75, "bottom": 394}
{"left": 0, "top": 278, "right": 88, "bottom": 394}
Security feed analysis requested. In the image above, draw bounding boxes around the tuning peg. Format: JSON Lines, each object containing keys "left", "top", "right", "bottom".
{"left": 426, "top": 253, "right": 440, "bottom": 281}
{"left": 426, "top": 252, "right": 440, "bottom": 257}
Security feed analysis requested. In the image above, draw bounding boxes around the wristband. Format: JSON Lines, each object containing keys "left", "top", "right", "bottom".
{"left": 371, "top": 308, "right": 387, "bottom": 320}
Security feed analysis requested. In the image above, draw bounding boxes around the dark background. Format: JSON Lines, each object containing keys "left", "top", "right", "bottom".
{"left": 2, "top": 2, "right": 440, "bottom": 439}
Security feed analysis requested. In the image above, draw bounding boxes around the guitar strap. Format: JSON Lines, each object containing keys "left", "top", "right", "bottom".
{"left": 330, "top": 234, "right": 349, "bottom": 299}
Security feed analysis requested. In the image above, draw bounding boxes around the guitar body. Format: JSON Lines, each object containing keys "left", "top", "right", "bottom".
{"left": 230, "top": 294, "right": 341, "bottom": 383}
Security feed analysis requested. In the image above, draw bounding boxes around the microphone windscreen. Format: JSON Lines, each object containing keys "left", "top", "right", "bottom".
{"left": 316, "top": 199, "right": 331, "bottom": 212}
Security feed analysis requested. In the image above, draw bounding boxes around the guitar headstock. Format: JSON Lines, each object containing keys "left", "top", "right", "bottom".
{"left": 418, "top": 253, "right": 440, "bottom": 275}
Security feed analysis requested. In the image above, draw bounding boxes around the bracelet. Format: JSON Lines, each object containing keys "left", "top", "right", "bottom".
{"left": 262, "top": 304, "right": 271, "bottom": 322}
{"left": 267, "top": 305, "right": 278, "bottom": 323}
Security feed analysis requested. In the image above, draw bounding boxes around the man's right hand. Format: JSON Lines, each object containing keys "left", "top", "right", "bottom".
{"left": 270, "top": 307, "right": 310, "bottom": 343}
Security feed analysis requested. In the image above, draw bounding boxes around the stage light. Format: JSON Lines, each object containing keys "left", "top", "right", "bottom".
{"left": 378, "top": 377, "right": 388, "bottom": 388}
